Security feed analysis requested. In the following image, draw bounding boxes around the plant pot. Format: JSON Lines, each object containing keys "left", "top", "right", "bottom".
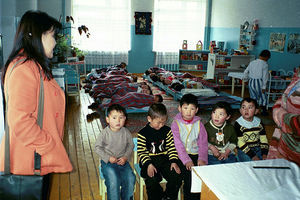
{"left": 78, "top": 55, "right": 85, "bottom": 61}
{"left": 58, "top": 56, "right": 66, "bottom": 63}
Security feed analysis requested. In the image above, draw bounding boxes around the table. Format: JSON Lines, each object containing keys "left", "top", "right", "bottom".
{"left": 228, "top": 72, "right": 247, "bottom": 98}
{"left": 191, "top": 159, "right": 300, "bottom": 200}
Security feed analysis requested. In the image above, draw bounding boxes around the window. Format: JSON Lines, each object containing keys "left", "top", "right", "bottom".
{"left": 153, "top": 0, "right": 207, "bottom": 52}
{"left": 72, "top": 0, "right": 131, "bottom": 51}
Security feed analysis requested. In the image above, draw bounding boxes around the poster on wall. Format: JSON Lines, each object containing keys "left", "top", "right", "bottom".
{"left": 269, "top": 33, "right": 286, "bottom": 52}
{"left": 287, "top": 33, "right": 300, "bottom": 54}
{"left": 134, "top": 12, "right": 152, "bottom": 35}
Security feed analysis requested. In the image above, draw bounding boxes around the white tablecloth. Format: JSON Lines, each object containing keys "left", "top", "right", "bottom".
{"left": 228, "top": 72, "right": 247, "bottom": 81}
{"left": 191, "top": 159, "right": 300, "bottom": 200}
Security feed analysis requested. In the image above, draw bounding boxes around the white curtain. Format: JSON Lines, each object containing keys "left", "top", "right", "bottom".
{"left": 153, "top": 0, "right": 207, "bottom": 67}
{"left": 155, "top": 52, "right": 179, "bottom": 71}
{"left": 84, "top": 51, "right": 128, "bottom": 72}
{"left": 72, "top": 0, "right": 131, "bottom": 51}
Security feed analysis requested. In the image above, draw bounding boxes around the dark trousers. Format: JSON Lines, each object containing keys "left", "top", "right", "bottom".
{"left": 178, "top": 154, "right": 201, "bottom": 200}
{"left": 141, "top": 155, "right": 182, "bottom": 200}
{"left": 42, "top": 174, "right": 51, "bottom": 200}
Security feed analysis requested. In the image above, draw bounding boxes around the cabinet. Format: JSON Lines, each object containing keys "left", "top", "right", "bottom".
{"left": 239, "top": 22, "right": 256, "bottom": 50}
{"left": 206, "top": 53, "right": 255, "bottom": 86}
{"left": 179, "top": 50, "right": 210, "bottom": 72}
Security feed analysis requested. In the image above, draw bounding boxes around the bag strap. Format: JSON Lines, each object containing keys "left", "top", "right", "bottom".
{"left": 4, "top": 58, "right": 44, "bottom": 174}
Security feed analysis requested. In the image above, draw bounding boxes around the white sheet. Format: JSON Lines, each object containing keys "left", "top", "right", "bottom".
{"left": 181, "top": 88, "right": 218, "bottom": 97}
{"left": 228, "top": 72, "right": 247, "bottom": 81}
{"left": 191, "top": 159, "right": 300, "bottom": 200}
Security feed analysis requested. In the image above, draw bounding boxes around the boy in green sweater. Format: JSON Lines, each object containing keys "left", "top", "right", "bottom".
{"left": 205, "top": 102, "right": 238, "bottom": 165}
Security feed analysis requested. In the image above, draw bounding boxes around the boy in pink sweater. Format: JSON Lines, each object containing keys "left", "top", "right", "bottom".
{"left": 171, "top": 93, "right": 208, "bottom": 200}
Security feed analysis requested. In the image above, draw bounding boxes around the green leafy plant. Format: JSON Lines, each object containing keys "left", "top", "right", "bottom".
{"left": 53, "top": 16, "right": 89, "bottom": 63}
{"left": 53, "top": 34, "right": 71, "bottom": 62}
{"left": 71, "top": 46, "right": 85, "bottom": 61}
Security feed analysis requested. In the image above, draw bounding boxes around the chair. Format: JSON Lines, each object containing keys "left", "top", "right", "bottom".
{"left": 133, "top": 138, "right": 182, "bottom": 200}
{"left": 99, "top": 161, "right": 107, "bottom": 200}
{"left": 99, "top": 139, "right": 137, "bottom": 200}
{"left": 59, "top": 63, "right": 81, "bottom": 101}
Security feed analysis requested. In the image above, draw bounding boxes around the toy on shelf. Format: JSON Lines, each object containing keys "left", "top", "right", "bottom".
{"left": 196, "top": 40, "right": 203, "bottom": 50}
{"left": 182, "top": 40, "right": 188, "bottom": 50}
{"left": 217, "top": 41, "right": 225, "bottom": 51}
{"left": 209, "top": 41, "right": 216, "bottom": 53}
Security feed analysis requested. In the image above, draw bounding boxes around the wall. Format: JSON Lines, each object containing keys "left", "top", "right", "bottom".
{"left": 0, "top": 0, "right": 67, "bottom": 65}
{"left": 128, "top": 0, "right": 154, "bottom": 73}
{"left": 2, "top": 0, "right": 300, "bottom": 72}
{"left": 209, "top": 0, "right": 300, "bottom": 71}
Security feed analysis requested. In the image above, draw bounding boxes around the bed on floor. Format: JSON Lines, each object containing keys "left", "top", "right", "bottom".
{"left": 143, "top": 75, "right": 242, "bottom": 109}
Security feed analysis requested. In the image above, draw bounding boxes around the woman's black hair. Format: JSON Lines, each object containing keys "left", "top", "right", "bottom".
{"left": 2, "top": 10, "right": 62, "bottom": 84}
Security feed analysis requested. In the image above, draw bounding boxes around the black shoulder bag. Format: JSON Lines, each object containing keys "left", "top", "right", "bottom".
{"left": 0, "top": 59, "right": 45, "bottom": 200}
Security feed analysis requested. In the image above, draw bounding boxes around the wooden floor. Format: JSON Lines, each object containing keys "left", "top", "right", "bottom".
{"left": 49, "top": 90, "right": 103, "bottom": 200}
{"left": 49, "top": 86, "right": 275, "bottom": 200}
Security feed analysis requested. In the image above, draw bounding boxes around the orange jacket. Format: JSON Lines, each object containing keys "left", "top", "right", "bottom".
{"left": 0, "top": 58, "right": 73, "bottom": 175}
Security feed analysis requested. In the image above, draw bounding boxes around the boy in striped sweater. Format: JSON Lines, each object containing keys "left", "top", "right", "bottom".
{"left": 234, "top": 98, "right": 269, "bottom": 161}
{"left": 138, "top": 103, "right": 182, "bottom": 200}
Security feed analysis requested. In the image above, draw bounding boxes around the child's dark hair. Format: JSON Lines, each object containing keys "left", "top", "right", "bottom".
{"left": 240, "top": 97, "right": 258, "bottom": 109}
{"left": 180, "top": 93, "right": 198, "bottom": 108}
{"left": 106, "top": 104, "right": 127, "bottom": 118}
{"left": 212, "top": 101, "right": 232, "bottom": 116}
{"left": 155, "top": 94, "right": 163, "bottom": 102}
{"left": 259, "top": 49, "right": 271, "bottom": 58}
{"left": 148, "top": 103, "right": 167, "bottom": 119}
{"left": 131, "top": 75, "right": 138, "bottom": 82}
{"left": 145, "top": 69, "right": 151, "bottom": 75}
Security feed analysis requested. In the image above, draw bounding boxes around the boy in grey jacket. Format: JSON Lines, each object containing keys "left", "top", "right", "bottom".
{"left": 95, "top": 104, "right": 136, "bottom": 200}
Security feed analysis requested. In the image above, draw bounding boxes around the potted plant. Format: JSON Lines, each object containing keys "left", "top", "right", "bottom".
{"left": 71, "top": 46, "right": 85, "bottom": 61}
{"left": 77, "top": 50, "right": 85, "bottom": 61}
{"left": 53, "top": 34, "right": 71, "bottom": 63}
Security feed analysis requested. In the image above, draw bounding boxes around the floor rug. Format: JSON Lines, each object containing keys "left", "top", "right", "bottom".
{"left": 98, "top": 99, "right": 180, "bottom": 134}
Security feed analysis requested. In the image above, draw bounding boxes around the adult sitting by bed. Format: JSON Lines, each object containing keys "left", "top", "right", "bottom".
{"left": 267, "top": 67, "right": 300, "bottom": 166}
{"left": 99, "top": 92, "right": 163, "bottom": 109}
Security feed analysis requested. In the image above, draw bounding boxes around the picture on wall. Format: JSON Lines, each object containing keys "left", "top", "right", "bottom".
{"left": 269, "top": 33, "right": 286, "bottom": 52}
{"left": 134, "top": 12, "right": 152, "bottom": 35}
{"left": 287, "top": 33, "right": 300, "bottom": 54}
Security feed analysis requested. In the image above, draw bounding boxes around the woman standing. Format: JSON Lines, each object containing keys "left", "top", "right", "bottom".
{"left": 1, "top": 10, "right": 72, "bottom": 198}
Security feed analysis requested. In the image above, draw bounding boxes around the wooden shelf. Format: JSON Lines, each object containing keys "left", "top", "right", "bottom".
{"left": 179, "top": 49, "right": 210, "bottom": 71}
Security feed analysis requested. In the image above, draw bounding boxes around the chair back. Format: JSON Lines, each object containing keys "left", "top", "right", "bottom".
{"left": 132, "top": 137, "right": 138, "bottom": 165}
